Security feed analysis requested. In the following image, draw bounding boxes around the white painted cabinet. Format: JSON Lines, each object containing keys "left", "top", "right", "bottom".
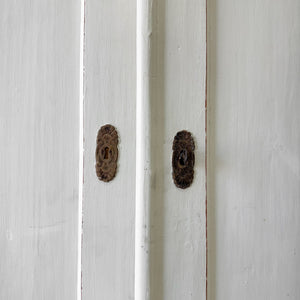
{"left": 1, "top": 1, "right": 299, "bottom": 300}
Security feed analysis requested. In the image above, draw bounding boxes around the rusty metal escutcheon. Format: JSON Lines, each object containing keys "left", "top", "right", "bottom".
{"left": 95, "top": 124, "right": 118, "bottom": 182}
{"left": 172, "top": 130, "right": 195, "bottom": 189}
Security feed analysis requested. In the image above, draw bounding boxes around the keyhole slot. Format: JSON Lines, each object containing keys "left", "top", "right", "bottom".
{"left": 178, "top": 149, "right": 188, "bottom": 167}
{"left": 103, "top": 147, "right": 109, "bottom": 160}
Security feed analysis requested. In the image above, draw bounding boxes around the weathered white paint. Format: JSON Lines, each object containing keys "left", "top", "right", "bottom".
{"left": 83, "top": 0, "right": 206, "bottom": 299}
{"left": 135, "top": 0, "right": 152, "bottom": 299}
{"left": 82, "top": 0, "right": 136, "bottom": 299}
{"left": 0, "top": 1, "right": 80, "bottom": 299}
{"left": 136, "top": 0, "right": 207, "bottom": 299}
{"left": 207, "top": 1, "right": 300, "bottom": 299}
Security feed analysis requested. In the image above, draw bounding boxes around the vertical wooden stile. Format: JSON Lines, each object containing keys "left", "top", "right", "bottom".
{"left": 135, "top": 0, "right": 152, "bottom": 299}
{"left": 135, "top": 0, "right": 207, "bottom": 299}
{"left": 82, "top": 0, "right": 136, "bottom": 299}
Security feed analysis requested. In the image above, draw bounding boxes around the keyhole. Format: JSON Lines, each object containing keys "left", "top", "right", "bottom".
{"left": 178, "top": 149, "right": 188, "bottom": 167}
{"left": 104, "top": 147, "right": 109, "bottom": 159}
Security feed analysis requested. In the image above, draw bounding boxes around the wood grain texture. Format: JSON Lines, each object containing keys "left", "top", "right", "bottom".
{"left": 0, "top": 1, "right": 80, "bottom": 299}
{"left": 207, "top": 1, "right": 300, "bottom": 299}
{"left": 82, "top": 0, "right": 136, "bottom": 299}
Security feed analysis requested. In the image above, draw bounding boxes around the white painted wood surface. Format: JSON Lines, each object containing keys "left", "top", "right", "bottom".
{"left": 207, "top": 1, "right": 300, "bottom": 299}
{"left": 0, "top": 1, "right": 80, "bottom": 299}
{"left": 135, "top": 0, "right": 152, "bottom": 298}
{"left": 141, "top": 0, "right": 207, "bottom": 299}
{"left": 4, "top": 1, "right": 298, "bottom": 299}
{"left": 82, "top": 0, "right": 136, "bottom": 299}
{"left": 83, "top": 0, "right": 206, "bottom": 299}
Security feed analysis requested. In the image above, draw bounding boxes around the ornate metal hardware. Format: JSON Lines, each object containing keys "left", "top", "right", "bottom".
{"left": 95, "top": 124, "right": 119, "bottom": 182}
{"left": 172, "top": 130, "right": 195, "bottom": 189}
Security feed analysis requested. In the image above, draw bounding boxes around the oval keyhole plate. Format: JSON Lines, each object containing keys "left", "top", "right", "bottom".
{"left": 95, "top": 124, "right": 119, "bottom": 182}
{"left": 172, "top": 130, "right": 195, "bottom": 189}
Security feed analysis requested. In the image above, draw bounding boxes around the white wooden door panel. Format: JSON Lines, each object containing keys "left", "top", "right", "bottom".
{"left": 137, "top": 0, "right": 207, "bottom": 299}
{"left": 0, "top": 1, "right": 80, "bottom": 299}
{"left": 82, "top": 0, "right": 136, "bottom": 299}
{"left": 208, "top": 1, "right": 300, "bottom": 299}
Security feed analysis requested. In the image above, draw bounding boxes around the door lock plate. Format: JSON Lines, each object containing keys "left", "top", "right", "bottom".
{"left": 172, "top": 130, "right": 195, "bottom": 189}
{"left": 95, "top": 124, "right": 119, "bottom": 182}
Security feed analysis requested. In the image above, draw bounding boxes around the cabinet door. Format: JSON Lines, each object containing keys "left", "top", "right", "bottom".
{"left": 82, "top": 0, "right": 206, "bottom": 299}
{"left": 3, "top": 1, "right": 299, "bottom": 300}
{"left": 0, "top": 1, "right": 80, "bottom": 299}
{"left": 208, "top": 1, "right": 300, "bottom": 299}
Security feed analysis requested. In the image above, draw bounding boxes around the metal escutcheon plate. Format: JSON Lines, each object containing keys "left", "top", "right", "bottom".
{"left": 95, "top": 124, "right": 119, "bottom": 182}
{"left": 172, "top": 130, "right": 195, "bottom": 189}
